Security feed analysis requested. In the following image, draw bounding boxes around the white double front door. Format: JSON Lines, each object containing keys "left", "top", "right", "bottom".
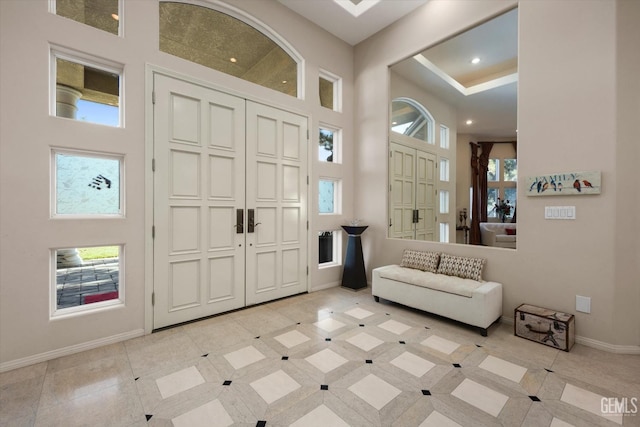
{"left": 153, "top": 74, "right": 308, "bottom": 329}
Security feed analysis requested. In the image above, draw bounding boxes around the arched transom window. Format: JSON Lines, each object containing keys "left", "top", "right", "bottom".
{"left": 391, "top": 98, "right": 435, "bottom": 143}
{"left": 159, "top": 2, "right": 300, "bottom": 97}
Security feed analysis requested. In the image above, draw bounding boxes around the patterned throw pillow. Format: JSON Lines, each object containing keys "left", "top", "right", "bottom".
{"left": 436, "top": 254, "right": 485, "bottom": 281}
{"left": 399, "top": 250, "right": 440, "bottom": 273}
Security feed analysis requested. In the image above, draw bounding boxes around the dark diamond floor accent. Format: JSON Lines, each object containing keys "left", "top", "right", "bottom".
{"left": 359, "top": 324, "right": 365, "bottom": 327}
{"left": 325, "top": 338, "right": 331, "bottom": 342}
{"left": 453, "top": 363, "right": 462, "bottom": 368}
{"left": 399, "top": 340, "right": 406, "bottom": 344}
{"left": 529, "top": 395, "right": 541, "bottom": 402}
{"left": 145, "top": 415, "right": 153, "bottom": 421}
{"left": 223, "top": 380, "right": 232, "bottom": 386}
{"left": 201, "top": 353, "right": 209, "bottom": 357}
{"left": 281, "top": 356, "right": 289, "bottom": 360}
{"left": 545, "top": 368, "right": 554, "bottom": 373}
{"left": 256, "top": 421, "right": 267, "bottom": 427}
{"left": 365, "top": 359, "right": 373, "bottom": 364}
{"left": 421, "top": 390, "right": 431, "bottom": 395}
{"left": 321, "top": 384, "right": 329, "bottom": 390}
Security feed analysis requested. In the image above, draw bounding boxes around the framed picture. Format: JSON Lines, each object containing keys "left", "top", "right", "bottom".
{"left": 525, "top": 171, "right": 601, "bottom": 196}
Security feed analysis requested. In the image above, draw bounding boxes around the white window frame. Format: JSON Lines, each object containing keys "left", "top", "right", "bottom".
{"left": 318, "top": 230, "right": 342, "bottom": 268}
{"left": 50, "top": 45, "right": 125, "bottom": 127}
{"left": 318, "top": 124, "right": 341, "bottom": 164}
{"left": 50, "top": 244, "right": 125, "bottom": 319}
{"left": 319, "top": 69, "right": 343, "bottom": 113}
{"left": 51, "top": 147, "right": 125, "bottom": 218}
{"left": 318, "top": 177, "right": 342, "bottom": 215}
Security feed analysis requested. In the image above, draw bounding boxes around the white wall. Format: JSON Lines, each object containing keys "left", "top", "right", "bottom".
{"left": 354, "top": 0, "right": 640, "bottom": 349}
{"left": 0, "top": 0, "right": 354, "bottom": 368}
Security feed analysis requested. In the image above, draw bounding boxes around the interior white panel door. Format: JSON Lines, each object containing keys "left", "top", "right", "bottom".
{"left": 245, "top": 101, "right": 308, "bottom": 305}
{"left": 416, "top": 150, "right": 436, "bottom": 241}
{"left": 154, "top": 74, "right": 246, "bottom": 329}
{"left": 389, "top": 143, "right": 416, "bottom": 239}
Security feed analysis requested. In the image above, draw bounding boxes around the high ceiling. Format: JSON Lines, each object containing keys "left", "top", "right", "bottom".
{"left": 279, "top": 0, "right": 518, "bottom": 139}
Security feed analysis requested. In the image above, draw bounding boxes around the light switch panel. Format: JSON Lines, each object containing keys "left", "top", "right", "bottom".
{"left": 545, "top": 206, "right": 576, "bottom": 220}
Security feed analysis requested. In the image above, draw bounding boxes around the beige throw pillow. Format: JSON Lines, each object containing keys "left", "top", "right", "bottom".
{"left": 436, "top": 253, "right": 485, "bottom": 281}
{"left": 400, "top": 250, "right": 440, "bottom": 273}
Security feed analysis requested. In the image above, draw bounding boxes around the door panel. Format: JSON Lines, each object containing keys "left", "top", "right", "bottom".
{"left": 154, "top": 75, "right": 246, "bottom": 329}
{"left": 245, "top": 102, "right": 308, "bottom": 305}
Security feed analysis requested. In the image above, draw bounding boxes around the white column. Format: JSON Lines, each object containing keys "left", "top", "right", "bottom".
{"left": 55, "top": 85, "right": 84, "bottom": 268}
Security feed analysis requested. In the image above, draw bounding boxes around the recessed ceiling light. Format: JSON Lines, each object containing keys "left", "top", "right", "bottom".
{"left": 230, "top": 57, "right": 237, "bottom": 63}
{"left": 111, "top": 13, "right": 119, "bottom": 21}
{"left": 466, "top": 120, "right": 473, "bottom": 125}
{"left": 282, "top": 80, "right": 287, "bottom": 84}
{"left": 471, "top": 57, "right": 480, "bottom": 64}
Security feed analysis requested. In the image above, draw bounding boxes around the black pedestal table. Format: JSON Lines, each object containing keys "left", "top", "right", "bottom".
{"left": 341, "top": 225, "right": 368, "bottom": 290}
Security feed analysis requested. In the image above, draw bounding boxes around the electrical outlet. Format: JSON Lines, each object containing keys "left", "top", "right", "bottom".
{"left": 576, "top": 295, "right": 591, "bottom": 313}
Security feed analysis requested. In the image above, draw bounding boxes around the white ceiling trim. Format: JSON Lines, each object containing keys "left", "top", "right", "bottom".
{"left": 333, "top": 0, "right": 380, "bottom": 17}
{"left": 413, "top": 54, "right": 517, "bottom": 96}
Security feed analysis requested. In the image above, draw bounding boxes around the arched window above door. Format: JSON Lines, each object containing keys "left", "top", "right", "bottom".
{"left": 159, "top": 1, "right": 301, "bottom": 97}
{"left": 391, "top": 98, "right": 435, "bottom": 144}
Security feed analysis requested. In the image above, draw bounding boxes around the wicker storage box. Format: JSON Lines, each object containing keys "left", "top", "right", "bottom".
{"left": 514, "top": 304, "right": 575, "bottom": 351}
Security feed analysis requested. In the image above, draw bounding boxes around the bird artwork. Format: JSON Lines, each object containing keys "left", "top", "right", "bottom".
{"left": 542, "top": 180, "right": 549, "bottom": 192}
{"left": 550, "top": 178, "right": 557, "bottom": 191}
{"left": 573, "top": 179, "right": 581, "bottom": 192}
{"left": 537, "top": 180, "right": 542, "bottom": 193}
{"left": 529, "top": 179, "right": 538, "bottom": 192}
{"left": 582, "top": 179, "right": 593, "bottom": 188}
{"left": 558, "top": 182, "right": 563, "bottom": 191}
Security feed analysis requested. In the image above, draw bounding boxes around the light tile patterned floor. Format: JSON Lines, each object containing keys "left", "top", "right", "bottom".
{"left": 1, "top": 286, "right": 639, "bottom": 426}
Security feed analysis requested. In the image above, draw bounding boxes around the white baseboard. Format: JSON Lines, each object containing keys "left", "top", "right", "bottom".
{"left": 310, "top": 281, "right": 341, "bottom": 292}
{"left": 0, "top": 329, "right": 145, "bottom": 373}
{"left": 500, "top": 316, "right": 640, "bottom": 354}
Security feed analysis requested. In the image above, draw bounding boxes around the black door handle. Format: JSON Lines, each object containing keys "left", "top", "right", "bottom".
{"left": 235, "top": 209, "right": 243, "bottom": 233}
{"left": 248, "top": 209, "right": 255, "bottom": 233}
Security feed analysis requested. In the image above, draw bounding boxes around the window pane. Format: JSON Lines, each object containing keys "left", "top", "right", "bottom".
{"left": 55, "top": 57, "right": 121, "bottom": 127}
{"left": 319, "top": 77, "right": 334, "bottom": 110}
{"left": 391, "top": 99, "right": 433, "bottom": 143}
{"left": 55, "top": 0, "right": 120, "bottom": 35}
{"left": 440, "top": 125, "right": 450, "bottom": 149}
{"left": 504, "top": 159, "right": 517, "bottom": 181}
{"left": 55, "top": 245, "right": 121, "bottom": 310}
{"left": 319, "top": 179, "right": 335, "bottom": 214}
{"left": 440, "top": 158, "right": 449, "bottom": 182}
{"left": 319, "top": 128, "right": 334, "bottom": 162}
{"left": 487, "top": 159, "right": 499, "bottom": 182}
{"left": 439, "top": 223, "right": 449, "bottom": 243}
{"left": 487, "top": 188, "right": 499, "bottom": 217}
{"left": 439, "top": 190, "right": 449, "bottom": 214}
{"left": 159, "top": 2, "right": 297, "bottom": 97}
{"left": 55, "top": 151, "right": 122, "bottom": 215}
{"left": 504, "top": 188, "right": 517, "bottom": 213}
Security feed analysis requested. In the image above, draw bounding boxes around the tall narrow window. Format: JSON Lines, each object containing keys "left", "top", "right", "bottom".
{"left": 439, "top": 190, "right": 449, "bottom": 214}
{"left": 52, "top": 149, "right": 123, "bottom": 216}
{"left": 159, "top": 2, "right": 300, "bottom": 97}
{"left": 440, "top": 158, "right": 450, "bottom": 182}
{"left": 52, "top": 50, "right": 122, "bottom": 127}
{"left": 53, "top": 0, "right": 120, "bottom": 35}
{"left": 488, "top": 157, "right": 517, "bottom": 220}
{"left": 439, "top": 223, "right": 450, "bottom": 243}
{"left": 319, "top": 126, "right": 341, "bottom": 163}
{"left": 439, "top": 125, "right": 450, "bottom": 149}
{"left": 319, "top": 69, "right": 342, "bottom": 112}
